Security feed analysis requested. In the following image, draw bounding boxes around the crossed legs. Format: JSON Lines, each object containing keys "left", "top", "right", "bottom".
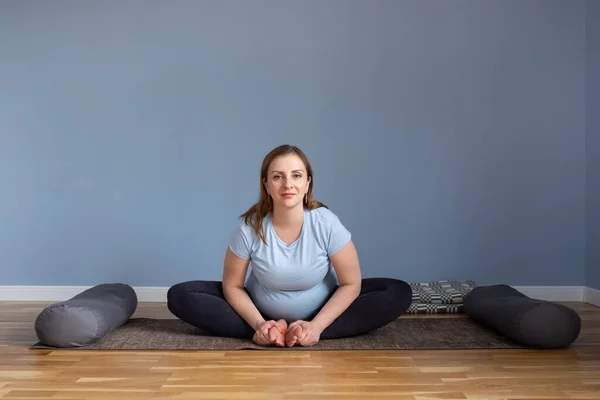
{"left": 167, "top": 277, "right": 412, "bottom": 345}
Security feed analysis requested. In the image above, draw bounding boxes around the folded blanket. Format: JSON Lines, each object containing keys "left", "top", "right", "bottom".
{"left": 407, "top": 280, "right": 477, "bottom": 314}
{"left": 407, "top": 303, "right": 464, "bottom": 314}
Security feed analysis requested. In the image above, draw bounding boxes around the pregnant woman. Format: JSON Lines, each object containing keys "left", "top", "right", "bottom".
{"left": 167, "top": 144, "right": 412, "bottom": 347}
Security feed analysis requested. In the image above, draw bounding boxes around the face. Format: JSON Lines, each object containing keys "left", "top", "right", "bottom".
{"left": 263, "top": 154, "right": 311, "bottom": 210}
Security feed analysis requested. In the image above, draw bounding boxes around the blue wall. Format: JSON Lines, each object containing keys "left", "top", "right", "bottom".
{"left": 0, "top": 1, "right": 587, "bottom": 287}
{"left": 587, "top": 0, "right": 600, "bottom": 291}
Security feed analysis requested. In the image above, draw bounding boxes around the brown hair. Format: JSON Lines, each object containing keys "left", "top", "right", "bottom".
{"left": 240, "top": 144, "right": 327, "bottom": 244}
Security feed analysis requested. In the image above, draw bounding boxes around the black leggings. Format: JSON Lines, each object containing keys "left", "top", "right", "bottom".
{"left": 167, "top": 278, "right": 412, "bottom": 339}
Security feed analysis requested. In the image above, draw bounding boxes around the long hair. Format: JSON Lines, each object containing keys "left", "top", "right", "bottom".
{"left": 240, "top": 144, "right": 327, "bottom": 244}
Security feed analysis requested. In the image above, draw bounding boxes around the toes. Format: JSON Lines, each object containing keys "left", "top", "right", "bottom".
{"left": 286, "top": 325, "right": 302, "bottom": 347}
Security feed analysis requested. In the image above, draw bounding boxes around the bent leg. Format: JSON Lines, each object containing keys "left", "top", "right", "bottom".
{"left": 320, "top": 278, "right": 412, "bottom": 339}
{"left": 167, "top": 280, "right": 255, "bottom": 339}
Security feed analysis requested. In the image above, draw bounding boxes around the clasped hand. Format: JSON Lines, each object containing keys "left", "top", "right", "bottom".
{"left": 253, "top": 319, "right": 322, "bottom": 347}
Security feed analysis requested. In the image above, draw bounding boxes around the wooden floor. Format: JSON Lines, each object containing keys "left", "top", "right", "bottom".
{"left": 0, "top": 301, "right": 599, "bottom": 400}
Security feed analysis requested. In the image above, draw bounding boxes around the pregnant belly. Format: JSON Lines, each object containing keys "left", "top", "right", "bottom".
{"left": 247, "top": 274, "right": 337, "bottom": 322}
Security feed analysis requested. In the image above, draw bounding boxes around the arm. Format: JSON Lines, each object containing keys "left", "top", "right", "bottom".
{"left": 310, "top": 240, "right": 362, "bottom": 333}
{"left": 223, "top": 248, "right": 288, "bottom": 347}
{"left": 222, "top": 248, "right": 265, "bottom": 331}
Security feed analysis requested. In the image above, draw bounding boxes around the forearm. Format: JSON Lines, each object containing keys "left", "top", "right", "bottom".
{"left": 311, "top": 283, "right": 361, "bottom": 332}
{"left": 223, "top": 286, "right": 265, "bottom": 330}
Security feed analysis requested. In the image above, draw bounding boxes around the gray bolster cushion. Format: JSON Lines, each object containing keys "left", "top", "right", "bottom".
{"left": 35, "top": 283, "right": 137, "bottom": 348}
{"left": 464, "top": 284, "right": 581, "bottom": 348}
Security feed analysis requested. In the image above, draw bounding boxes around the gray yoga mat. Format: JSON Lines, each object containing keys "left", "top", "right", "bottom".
{"left": 31, "top": 317, "right": 527, "bottom": 350}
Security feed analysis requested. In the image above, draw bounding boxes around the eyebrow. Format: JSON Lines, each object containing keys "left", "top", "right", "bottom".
{"left": 271, "top": 169, "right": 305, "bottom": 174}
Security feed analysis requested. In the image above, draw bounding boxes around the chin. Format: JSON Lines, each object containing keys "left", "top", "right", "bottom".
{"left": 279, "top": 200, "right": 302, "bottom": 209}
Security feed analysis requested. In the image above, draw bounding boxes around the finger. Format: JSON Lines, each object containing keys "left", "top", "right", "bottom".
{"left": 259, "top": 334, "right": 271, "bottom": 346}
{"left": 298, "top": 336, "right": 309, "bottom": 346}
{"left": 268, "top": 327, "right": 278, "bottom": 343}
{"left": 300, "top": 333, "right": 315, "bottom": 347}
{"left": 274, "top": 330, "right": 285, "bottom": 347}
{"left": 253, "top": 334, "right": 266, "bottom": 346}
{"left": 262, "top": 328, "right": 273, "bottom": 339}
{"left": 288, "top": 335, "right": 297, "bottom": 347}
{"left": 254, "top": 329, "right": 270, "bottom": 345}
{"left": 286, "top": 325, "right": 299, "bottom": 339}
{"left": 253, "top": 332, "right": 263, "bottom": 344}
{"left": 259, "top": 320, "right": 274, "bottom": 330}
{"left": 260, "top": 323, "right": 273, "bottom": 336}
{"left": 285, "top": 330, "right": 296, "bottom": 347}
{"left": 297, "top": 331, "right": 309, "bottom": 346}
{"left": 287, "top": 325, "right": 302, "bottom": 347}
{"left": 263, "top": 320, "right": 274, "bottom": 328}
{"left": 275, "top": 320, "right": 288, "bottom": 334}
{"left": 284, "top": 331, "right": 293, "bottom": 347}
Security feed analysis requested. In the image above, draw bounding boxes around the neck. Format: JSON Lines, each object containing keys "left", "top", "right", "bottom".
{"left": 271, "top": 205, "right": 305, "bottom": 228}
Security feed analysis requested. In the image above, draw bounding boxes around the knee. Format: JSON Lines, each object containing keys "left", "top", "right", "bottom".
{"left": 362, "top": 277, "right": 412, "bottom": 302}
{"left": 167, "top": 280, "right": 221, "bottom": 309}
{"left": 389, "top": 279, "right": 412, "bottom": 301}
{"left": 383, "top": 279, "right": 412, "bottom": 317}
{"left": 167, "top": 282, "right": 185, "bottom": 302}
{"left": 166, "top": 281, "right": 196, "bottom": 311}
{"left": 167, "top": 283, "right": 183, "bottom": 314}
{"left": 365, "top": 277, "right": 409, "bottom": 290}
{"left": 374, "top": 278, "right": 412, "bottom": 306}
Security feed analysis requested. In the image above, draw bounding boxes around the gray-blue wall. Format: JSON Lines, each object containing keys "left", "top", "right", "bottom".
{"left": 587, "top": 0, "right": 600, "bottom": 290}
{"left": 0, "top": 0, "right": 587, "bottom": 287}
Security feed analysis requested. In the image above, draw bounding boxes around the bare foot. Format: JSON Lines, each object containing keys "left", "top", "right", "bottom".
{"left": 268, "top": 319, "right": 288, "bottom": 347}
{"left": 285, "top": 324, "right": 303, "bottom": 347}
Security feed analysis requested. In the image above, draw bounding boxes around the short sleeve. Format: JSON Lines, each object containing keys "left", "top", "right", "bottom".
{"left": 228, "top": 221, "right": 253, "bottom": 260}
{"left": 324, "top": 210, "right": 352, "bottom": 256}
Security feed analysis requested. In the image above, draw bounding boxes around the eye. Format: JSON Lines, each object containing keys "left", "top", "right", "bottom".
{"left": 294, "top": 174, "right": 302, "bottom": 179}
{"left": 273, "top": 175, "right": 281, "bottom": 180}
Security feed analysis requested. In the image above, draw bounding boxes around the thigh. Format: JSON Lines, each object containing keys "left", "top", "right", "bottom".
{"left": 320, "top": 278, "right": 412, "bottom": 339}
{"left": 167, "top": 280, "right": 225, "bottom": 303}
{"left": 167, "top": 280, "right": 256, "bottom": 339}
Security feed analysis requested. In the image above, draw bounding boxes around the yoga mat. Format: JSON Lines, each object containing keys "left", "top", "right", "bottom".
{"left": 31, "top": 317, "right": 527, "bottom": 350}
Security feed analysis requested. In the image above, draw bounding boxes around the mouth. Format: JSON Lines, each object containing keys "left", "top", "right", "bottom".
{"left": 281, "top": 193, "right": 295, "bottom": 198}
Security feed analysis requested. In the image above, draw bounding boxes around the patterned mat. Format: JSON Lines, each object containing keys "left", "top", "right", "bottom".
{"left": 407, "top": 280, "right": 477, "bottom": 314}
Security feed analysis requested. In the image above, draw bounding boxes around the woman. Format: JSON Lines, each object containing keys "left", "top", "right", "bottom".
{"left": 168, "top": 145, "right": 412, "bottom": 347}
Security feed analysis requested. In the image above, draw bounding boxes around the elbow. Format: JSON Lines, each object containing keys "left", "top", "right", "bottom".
{"left": 222, "top": 281, "right": 243, "bottom": 303}
{"left": 222, "top": 283, "right": 234, "bottom": 301}
{"left": 351, "top": 273, "right": 362, "bottom": 297}
{"left": 353, "top": 281, "right": 361, "bottom": 299}
{"left": 222, "top": 284, "right": 231, "bottom": 302}
{"left": 340, "top": 280, "right": 361, "bottom": 300}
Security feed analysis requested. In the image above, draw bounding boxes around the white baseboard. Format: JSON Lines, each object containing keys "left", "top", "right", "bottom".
{"left": 512, "top": 286, "right": 584, "bottom": 302}
{"left": 0, "top": 285, "right": 590, "bottom": 303}
{"left": 584, "top": 286, "right": 600, "bottom": 307}
{"left": 0, "top": 286, "right": 168, "bottom": 302}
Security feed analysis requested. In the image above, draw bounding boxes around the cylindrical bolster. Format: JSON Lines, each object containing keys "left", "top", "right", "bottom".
{"left": 35, "top": 283, "right": 138, "bottom": 348}
{"left": 464, "top": 284, "right": 581, "bottom": 349}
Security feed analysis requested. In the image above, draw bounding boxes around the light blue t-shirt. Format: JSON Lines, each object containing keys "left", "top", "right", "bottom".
{"left": 228, "top": 207, "right": 352, "bottom": 322}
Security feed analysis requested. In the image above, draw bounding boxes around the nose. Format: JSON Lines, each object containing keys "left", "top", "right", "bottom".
{"left": 283, "top": 177, "right": 293, "bottom": 188}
